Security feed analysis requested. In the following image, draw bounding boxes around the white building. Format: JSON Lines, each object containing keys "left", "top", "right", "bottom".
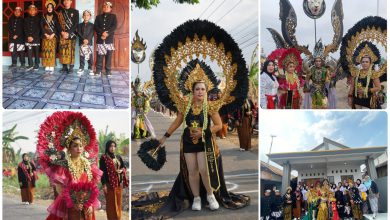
{"left": 267, "top": 137, "right": 387, "bottom": 194}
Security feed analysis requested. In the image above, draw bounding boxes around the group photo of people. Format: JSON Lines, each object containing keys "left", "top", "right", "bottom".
{"left": 262, "top": 176, "right": 380, "bottom": 220}
{"left": 3, "top": 0, "right": 129, "bottom": 109}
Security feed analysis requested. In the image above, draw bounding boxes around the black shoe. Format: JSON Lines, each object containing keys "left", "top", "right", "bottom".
{"left": 33, "top": 65, "right": 39, "bottom": 71}
{"left": 68, "top": 67, "right": 74, "bottom": 74}
{"left": 61, "top": 68, "right": 68, "bottom": 73}
{"left": 26, "top": 66, "right": 34, "bottom": 71}
{"left": 106, "top": 71, "right": 112, "bottom": 75}
{"left": 19, "top": 65, "right": 26, "bottom": 71}
{"left": 9, "top": 64, "right": 16, "bottom": 69}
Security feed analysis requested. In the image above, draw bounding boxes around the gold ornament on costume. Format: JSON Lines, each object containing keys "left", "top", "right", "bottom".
{"left": 190, "top": 120, "right": 200, "bottom": 144}
{"left": 66, "top": 154, "right": 92, "bottom": 181}
{"left": 356, "top": 45, "right": 379, "bottom": 64}
{"left": 62, "top": 120, "right": 89, "bottom": 149}
{"left": 184, "top": 64, "right": 214, "bottom": 92}
{"left": 45, "top": 0, "right": 56, "bottom": 8}
{"left": 163, "top": 34, "right": 237, "bottom": 114}
{"left": 131, "top": 30, "right": 147, "bottom": 64}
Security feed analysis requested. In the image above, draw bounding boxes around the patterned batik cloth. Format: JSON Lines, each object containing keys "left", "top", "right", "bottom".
{"left": 9, "top": 43, "right": 25, "bottom": 52}
{"left": 42, "top": 38, "right": 57, "bottom": 67}
{"left": 59, "top": 38, "right": 76, "bottom": 64}
{"left": 80, "top": 45, "right": 93, "bottom": 60}
{"left": 97, "top": 43, "right": 115, "bottom": 55}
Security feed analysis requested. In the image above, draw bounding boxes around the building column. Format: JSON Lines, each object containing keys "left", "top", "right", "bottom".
{"left": 281, "top": 161, "right": 291, "bottom": 194}
{"left": 366, "top": 157, "right": 378, "bottom": 180}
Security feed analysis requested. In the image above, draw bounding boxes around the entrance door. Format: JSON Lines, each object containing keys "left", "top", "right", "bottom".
{"left": 95, "top": 0, "right": 129, "bottom": 71}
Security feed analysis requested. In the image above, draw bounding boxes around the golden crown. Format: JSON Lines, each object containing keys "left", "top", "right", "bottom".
{"left": 132, "top": 30, "right": 147, "bottom": 51}
{"left": 64, "top": 121, "right": 86, "bottom": 149}
{"left": 45, "top": 0, "right": 56, "bottom": 8}
{"left": 184, "top": 63, "right": 214, "bottom": 92}
{"left": 356, "top": 44, "right": 378, "bottom": 64}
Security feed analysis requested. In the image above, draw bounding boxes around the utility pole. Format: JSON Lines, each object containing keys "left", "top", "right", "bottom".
{"left": 267, "top": 135, "right": 276, "bottom": 165}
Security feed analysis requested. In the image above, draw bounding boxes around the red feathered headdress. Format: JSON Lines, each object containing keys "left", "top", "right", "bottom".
{"left": 37, "top": 111, "right": 98, "bottom": 170}
{"left": 267, "top": 48, "right": 287, "bottom": 62}
{"left": 278, "top": 48, "right": 303, "bottom": 72}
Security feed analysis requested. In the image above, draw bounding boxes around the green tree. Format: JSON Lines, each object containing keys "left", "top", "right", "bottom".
{"left": 248, "top": 44, "right": 259, "bottom": 101}
{"left": 131, "top": 0, "right": 199, "bottom": 10}
{"left": 3, "top": 124, "right": 28, "bottom": 164}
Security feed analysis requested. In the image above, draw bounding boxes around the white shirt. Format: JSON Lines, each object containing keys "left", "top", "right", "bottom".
{"left": 260, "top": 72, "right": 279, "bottom": 109}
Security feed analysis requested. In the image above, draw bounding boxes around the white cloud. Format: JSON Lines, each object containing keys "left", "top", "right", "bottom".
{"left": 359, "top": 112, "right": 380, "bottom": 127}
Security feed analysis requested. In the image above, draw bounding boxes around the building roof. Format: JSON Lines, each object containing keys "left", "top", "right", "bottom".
{"left": 268, "top": 138, "right": 387, "bottom": 167}
{"left": 261, "top": 161, "right": 283, "bottom": 176}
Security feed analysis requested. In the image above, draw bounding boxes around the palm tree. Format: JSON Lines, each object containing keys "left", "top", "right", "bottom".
{"left": 98, "top": 126, "right": 117, "bottom": 155}
{"left": 3, "top": 124, "right": 28, "bottom": 164}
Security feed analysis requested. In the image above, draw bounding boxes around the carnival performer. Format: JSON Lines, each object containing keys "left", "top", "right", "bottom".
{"left": 131, "top": 77, "right": 155, "bottom": 139}
{"left": 364, "top": 176, "right": 379, "bottom": 219}
{"left": 132, "top": 20, "right": 249, "bottom": 219}
{"left": 18, "top": 153, "right": 37, "bottom": 205}
{"left": 100, "top": 140, "right": 128, "bottom": 220}
{"left": 77, "top": 10, "right": 94, "bottom": 75}
{"left": 283, "top": 187, "right": 293, "bottom": 220}
{"left": 317, "top": 179, "right": 333, "bottom": 220}
{"left": 305, "top": 184, "right": 318, "bottom": 220}
{"left": 278, "top": 48, "right": 303, "bottom": 109}
{"left": 24, "top": 5, "right": 41, "bottom": 71}
{"left": 261, "top": 189, "right": 272, "bottom": 220}
{"left": 94, "top": 2, "right": 117, "bottom": 75}
{"left": 260, "top": 60, "right": 279, "bottom": 109}
{"left": 236, "top": 98, "right": 253, "bottom": 151}
{"left": 37, "top": 111, "right": 102, "bottom": 220}
{"left": 58, "top": 0, "right": 79, "bottom": 74}
{"left": 303, "top": 40, "right": 330, "bottom": 109}
{"left": 8, "top": 7, "right": 25, "bottom": 70}
{"left": 340, "top": 16, "right": 387, "bottom": 109}
{"left": 271, "top": 190, "right": 284, "bottom": 220}
{"left": 41, "top": 0, "right": 61, "bottom": 74}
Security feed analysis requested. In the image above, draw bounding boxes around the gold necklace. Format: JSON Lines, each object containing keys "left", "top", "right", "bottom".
{"left": 286, "top": 72, "right": 298, "bottom": 85}
{"left": 192, "top": 103, "right": 202, "bottom": 115}
{"left": 67, "top": 155, "right": 92, "bottom": 181}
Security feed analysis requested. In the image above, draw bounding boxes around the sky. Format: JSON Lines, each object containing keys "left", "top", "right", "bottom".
{"left": 131, "top": 0, "right": 259, "bottom": 82}
{"left": 3, "top": 111, "right": 130, "bottom": 154}
{"left": 261, "top": 0, "right": 387, "bottom": 58}
{"left": 259, "top": 111, "right": 388, "bottom": 168}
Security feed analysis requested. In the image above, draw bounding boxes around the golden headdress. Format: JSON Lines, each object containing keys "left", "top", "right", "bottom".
{"left": 45, "top": 0, "right": 56, "bottom": 8}
{"left": 184, "top": 63, "right": 214, "bottom": 92}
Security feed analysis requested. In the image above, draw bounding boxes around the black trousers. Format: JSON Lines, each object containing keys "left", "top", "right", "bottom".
{"left": 11, "top": 46, "right": 25, "bottom": 65}
{"left": 96, "top": 50, "right": 113, "bottom": 72}
{"left": 27, "top": 46, "right": 39, "bottom": 67}
{"left": 79, "top": 53, "right": 93, "bottom": 70}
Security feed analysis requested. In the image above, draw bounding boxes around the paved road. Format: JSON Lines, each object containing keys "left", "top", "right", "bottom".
{"left": 132, "top": 111, "right": 259, "bottom": 219}
{"left": 3, "top": 194, "right": 110, "bottom": 220}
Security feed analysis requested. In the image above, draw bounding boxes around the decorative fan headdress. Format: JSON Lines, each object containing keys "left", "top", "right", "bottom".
{"left": 37, "top": 112, "right": 98, "bottom": 171}
{"left": 153, "top": 19, "right": 248, "bottom": 115}
{"left": 267, "top": 48, "right": 287, "bottom": 62}
{"left": 340, "top": 16, "right": 387, "bottom": 81}
{"left": 278, "top": 48, "right": 303, "bottom": 72}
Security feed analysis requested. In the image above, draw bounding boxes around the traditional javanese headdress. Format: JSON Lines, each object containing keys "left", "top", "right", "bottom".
{"left": 278, "top": 48, "right": 303, "bottom": 72}
{"left": 45, "top": 0, "right": 56, "bottom": 8}
{"left": 179, "top": 59, "right": 220, "bottom": 95}
{"left": 340, "top": 16, "right": 387, "bottom": 81}
{"left": 153, "top": 19, "right": 248, "bottom": 115}
{"left": 37, "top": 112, "right": 98, "bottom": 171}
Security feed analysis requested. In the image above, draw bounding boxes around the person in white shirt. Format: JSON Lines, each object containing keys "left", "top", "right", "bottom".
{"left": 260, "top": 60, "right": 279, "bottom": 109}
